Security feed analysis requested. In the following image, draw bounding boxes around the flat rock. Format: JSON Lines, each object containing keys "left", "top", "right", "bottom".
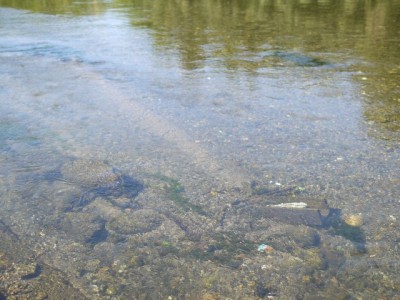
{"left": 60, "top": 159, "right": 120, "bottom": 188}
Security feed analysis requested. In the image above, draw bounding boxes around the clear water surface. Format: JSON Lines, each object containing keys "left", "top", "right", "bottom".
{"left": 0, "top": 0, "right": 399, "bottom": 299}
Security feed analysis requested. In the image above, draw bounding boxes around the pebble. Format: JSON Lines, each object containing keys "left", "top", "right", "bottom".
{"left": 258, "top": 244, "right": 274, "bottom": 253}
{"left": 343, "top": 214, "right": 364, "bottom": 227}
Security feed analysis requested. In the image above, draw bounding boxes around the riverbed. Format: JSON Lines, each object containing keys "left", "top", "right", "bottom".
{"left": 0, "top": 1, "right": 399, "bottom": 299}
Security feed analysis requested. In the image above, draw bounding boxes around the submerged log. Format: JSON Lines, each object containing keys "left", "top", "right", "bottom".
{"left": 238, "top": 199, "right": 336, "bottom": 226}
{"left": 259, "top": 206, "right": 327, "bottom": 226}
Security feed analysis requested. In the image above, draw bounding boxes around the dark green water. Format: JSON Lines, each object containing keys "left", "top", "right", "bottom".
{"left": 0, "top": 0, "right": 399, "bottom": 299}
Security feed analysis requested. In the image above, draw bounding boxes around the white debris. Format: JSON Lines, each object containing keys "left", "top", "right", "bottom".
{"left": 269, "top": 202, "right": 308, "bottom": 208}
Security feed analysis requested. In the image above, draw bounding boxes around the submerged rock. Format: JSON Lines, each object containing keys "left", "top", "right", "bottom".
{"left": 106, "top": 209, "right": 163, "bottom": 238}
{"left": 59, "top": 212, "right": 108, "bottom": 245}
{"left": 60, "top": 159, "right": 120, "bottom": 188}
{"left": 55, "top": 159, "right": 143, "bottom": 210}
{"left": 264, "top": 51, "right": 328, "bottom": 67}
{"left": 342, "top": 214, "right": 364, "bottom": 227}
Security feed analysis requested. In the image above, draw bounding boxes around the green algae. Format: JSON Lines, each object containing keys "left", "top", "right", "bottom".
{"left": 156, "top": 175, "right": 207, "bottom": 216}
{"left": 188, "top": 233, "right": 254, "bottom": 267}
{"left": 158, "top": 240, "right": 180, "bottom": 257}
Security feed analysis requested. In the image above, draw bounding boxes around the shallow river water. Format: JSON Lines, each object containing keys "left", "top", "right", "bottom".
{"left": 0, "top": 0, "right": 399, "bottom": 299}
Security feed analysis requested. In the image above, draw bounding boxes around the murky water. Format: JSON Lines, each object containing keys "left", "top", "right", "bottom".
{"left": 0, "top": 0, "right": 399, "bottom": 299}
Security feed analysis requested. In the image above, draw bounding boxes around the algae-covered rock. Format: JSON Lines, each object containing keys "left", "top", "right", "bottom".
{"left": 290, "top": 227, "right": 321, "bottom": 249}
{"left": 60, "top": 159, "right": 119, "bottom": 188}
{"left": 59, "top": 212, "right": 107, "bottom": 244}
{"left": 106, "top": 209, "right": 163, "bottom": 237}
{"left": 55, "top": 159, "right": 143, "bottom": 210}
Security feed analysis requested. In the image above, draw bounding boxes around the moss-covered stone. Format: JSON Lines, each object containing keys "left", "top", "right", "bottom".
{"left": 156, "top": 175, "right": 207, "bottom": 216}
{"left": 106, "top": 209, "right": 163, "bottom": 236}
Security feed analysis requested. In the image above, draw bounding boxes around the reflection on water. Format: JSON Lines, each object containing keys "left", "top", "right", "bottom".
{"left": 3, "top": 0, "right": 396, "bottom": 136}
{"left": 0, "top": 0, "right": 400, "bottom": 299}
{"left": 121, "top": 0, "right": 400, "bottom": 136}
{"left": 0, "top": 0, "right": 109, "bottom": 15}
